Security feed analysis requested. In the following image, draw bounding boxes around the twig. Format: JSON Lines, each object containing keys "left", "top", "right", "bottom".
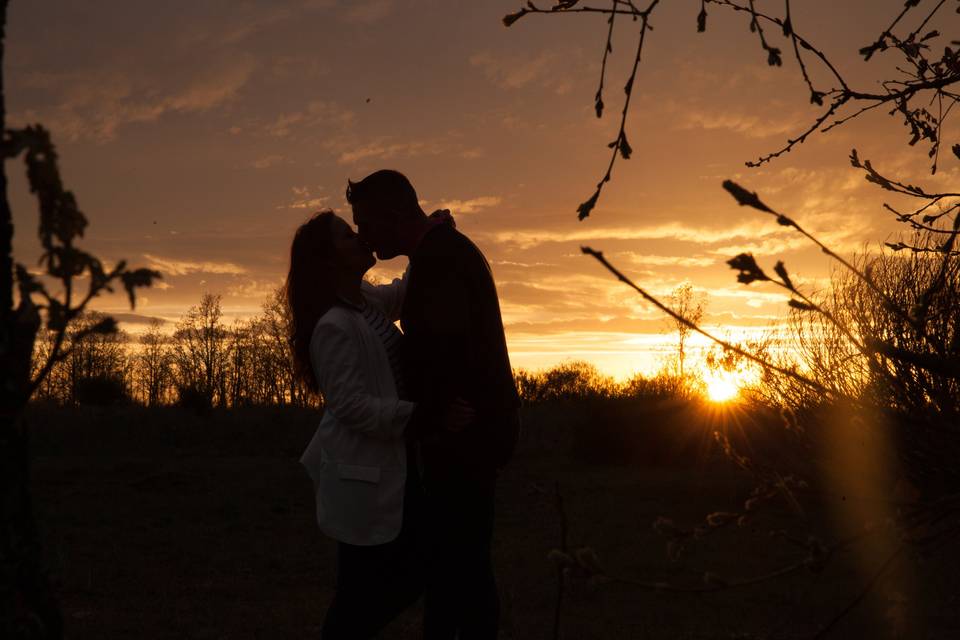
{"left": 581, "top": 245, "right": 828, "bottom": 394}
{"left": 593, "top": 0, "right": 619, "bottom": 119}
{"left": 783, "top": 0, "right": 823, "bottom": 104}
{"left": 706, "top": 0, "right": 848, "bottom": 89}
{"left": 721, "top": 180, "right": 928, "bottom": 339}
{"left": 577, "top": 0, "right": 660, "bottom": 220}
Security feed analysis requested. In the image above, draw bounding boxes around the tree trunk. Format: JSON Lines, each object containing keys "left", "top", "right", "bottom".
{"left": 0, "top": 0, "right": 65, "bottom": 635}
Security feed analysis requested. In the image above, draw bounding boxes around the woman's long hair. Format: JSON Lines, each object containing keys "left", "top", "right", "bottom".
{"left": 284, "top": 210, "right": 337, "bottom": 395}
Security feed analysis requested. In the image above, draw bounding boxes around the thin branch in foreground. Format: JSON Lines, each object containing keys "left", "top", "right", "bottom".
{"left": 721, "top": 179, "right": 926, "bottom": 338}
{"left": 593, "top": 0, "right": 619, "bottom": 119}
{"left": 580, "top": 245, "right": 827, "bottom": 394}
{"left": 577, "top": 0, "right": 660, "bottom": 221}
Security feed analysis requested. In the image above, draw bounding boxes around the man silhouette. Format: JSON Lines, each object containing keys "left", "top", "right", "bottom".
{"left": 347, "top": 169, "right": 521, "bottom": 639}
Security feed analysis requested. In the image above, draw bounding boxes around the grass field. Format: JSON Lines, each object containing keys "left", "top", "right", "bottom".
{"left": 23, "top": 401, "right": 959, "bottom": 639}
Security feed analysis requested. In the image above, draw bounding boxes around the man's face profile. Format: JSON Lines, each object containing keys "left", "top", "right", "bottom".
{"left": 352, "top": 201, "right": 399, "bottom": 260}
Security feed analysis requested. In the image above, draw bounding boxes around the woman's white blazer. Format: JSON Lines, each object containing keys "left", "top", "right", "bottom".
{"left": 299, "top": 272, "right": 414, "bottom": 546}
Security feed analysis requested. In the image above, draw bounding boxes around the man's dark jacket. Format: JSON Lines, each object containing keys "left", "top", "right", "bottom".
{"left": 401, "top": 223, "right": 521, "bottom": 467}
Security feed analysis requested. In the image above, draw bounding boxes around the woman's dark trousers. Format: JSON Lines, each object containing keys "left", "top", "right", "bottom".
{"left": 321, "top": 450, "right": 425, "bottom": 639}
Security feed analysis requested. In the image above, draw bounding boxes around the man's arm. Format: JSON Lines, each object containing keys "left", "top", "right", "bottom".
{"left": 361, "top": 263, "right": 410, "bottom": 322}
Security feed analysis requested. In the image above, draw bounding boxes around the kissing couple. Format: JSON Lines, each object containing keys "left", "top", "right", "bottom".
{"left": 288, "top": 169, "right": 522, "bottom": 639}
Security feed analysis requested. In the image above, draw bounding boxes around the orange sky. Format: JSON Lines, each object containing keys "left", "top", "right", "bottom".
{"left": 7, "top": 1, "right": 959, "bottom": 379}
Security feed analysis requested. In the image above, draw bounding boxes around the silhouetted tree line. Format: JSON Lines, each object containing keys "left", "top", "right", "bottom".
{"left": 29, "top": 290, "right": 316, "bottom": 411}
{"left": 30, "top": 298, "right": 699, "bottom": 410}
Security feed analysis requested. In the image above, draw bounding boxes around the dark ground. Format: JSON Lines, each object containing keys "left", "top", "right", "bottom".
{"left": 22, "top": 401, "right": 960, "bottom": 639}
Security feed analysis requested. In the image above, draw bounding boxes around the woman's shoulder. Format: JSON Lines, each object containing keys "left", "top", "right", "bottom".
{"left": 312, "top": 305, "right": 357, "bottom": 336}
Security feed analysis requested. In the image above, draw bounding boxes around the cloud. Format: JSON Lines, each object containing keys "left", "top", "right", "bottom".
{"left": 469, "top": 50, "right": 578, "bottom": 95}
{"left": 107, "top": 312, "right": 169, "bottom": 325}
{"left": 613, "top": 251, "right": 716, "bottom": 267}
{"left": 341, "top": 0, "right": 396, "bottom": 23}
{"left": 301, "top": 0, "right": 337, "bottom": 9}
{"left": 264, "top": 100, "right": 354, "bottom": 138}
{"left": 432, "top": 196, "right": 502, "bottom": 215}
{"left": 487, "top": 221, "right": 788, "bottom": 249}
{"left": 252, "top": 154, "right": 285, "bottom": 169}
{"left": 676, "top": 106, "right": 799, "bottom": 139}
{"left": 470, "top": 51, "right": 554, "bottom": 89}
{"left": 709, "top": 235, "right": 813, "bottom": 257}
{"left": 505, "top": 316, "right": 669, "bottom": 336}
{"left": 493, "top": 260, "right": 558, "bottom": 268}
{"left": 281, "top": 185, "right": 330, "bottom": 210}
{"left": 225, "top": 278, "right": 283, "bottom": 300}
{"left": 337, "top": 140, "right": 445, "bottom": 164}
{"left": 143, "top": 253, "right": 247, "bottom": 276}
{"left": 17, "top": 54, "right": 259, "bottom": 142}
{"left": 214, "top": 6, "right": 295, "bottom": 45}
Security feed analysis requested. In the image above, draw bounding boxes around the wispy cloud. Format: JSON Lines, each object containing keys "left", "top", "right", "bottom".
{"left": 108, "top": 312, "right": 170, "bottom": 325}
{"left": 431, "top": 196, "right": 502, "bottom": 215}
{"left": 252, "top": 154, "right": 285, "bottom": 169}
{"left": 470, "top": 51, "right": 555, "bottom": 89}
{"left": 143, "top": 253, "right": 247, "bottom": 276}
{"left": 17, "top": 54, "right": 259, "bottom": 142}
{"left": 493, "top": 260, "right": 558, "bottom": 268}
{"left": 281, "top": 185, "right": 330, "bottom": 210}
{"left": 341, "top": 0, "right": 396, "bottom": 23}
{"left": 337, "top": 140, "right": 445, "bottom": 164}
{"left": 676, "top": 106, "right": 799, "bottom": 139}
{"left": 225, "top": 278, "right": 282, "bottom": 300}
{"left": 487, "top": 221, "right": 788, "bottom": 249}
{"left": 613, "top": 251, "right": 716, "bottom": 267}
{"left": 264, "top": 100, "right": 354, "bottom": 137}
{"left": 469, "top": 50, "right": 578, "bottom": 95}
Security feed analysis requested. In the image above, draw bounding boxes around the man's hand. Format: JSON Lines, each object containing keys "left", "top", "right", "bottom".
{"left": 443, "top": 396, "right": 475, "bottom": 432}
{"left": 428, "top": 208, "right": 455, "bottom": 228}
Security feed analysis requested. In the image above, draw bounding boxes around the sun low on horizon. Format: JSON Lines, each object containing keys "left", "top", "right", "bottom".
{"left": 704, "top": 371, "right": 741, "bottom": 403}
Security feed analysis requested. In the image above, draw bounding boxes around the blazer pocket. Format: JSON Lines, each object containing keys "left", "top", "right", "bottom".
{"left": 336, "top": 463, "right": 381, "bottom": 484}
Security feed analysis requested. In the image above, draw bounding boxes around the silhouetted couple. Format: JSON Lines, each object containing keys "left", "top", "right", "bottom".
{"left": 288, "top": 170, "right": 521, "bottom": 639}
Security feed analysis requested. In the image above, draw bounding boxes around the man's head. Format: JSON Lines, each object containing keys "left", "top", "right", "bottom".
{"left": 346, "top": 169, "right": 425, "bottom": 259}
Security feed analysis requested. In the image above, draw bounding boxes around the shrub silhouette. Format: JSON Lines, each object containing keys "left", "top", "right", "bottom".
{"left": 516, "top": 360, "right": 617, "bottom": 404}
{"left": 74, "top": 374, "right": 127, "bottom": 406}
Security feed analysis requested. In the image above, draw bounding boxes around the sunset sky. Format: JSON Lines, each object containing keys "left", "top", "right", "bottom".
{"left": 7, "top": 1, "right": 959, "bottom": 379}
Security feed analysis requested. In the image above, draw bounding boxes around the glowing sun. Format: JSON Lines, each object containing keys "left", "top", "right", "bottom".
{"left": 704, "top": 372, "right": 741, "bottom": 403}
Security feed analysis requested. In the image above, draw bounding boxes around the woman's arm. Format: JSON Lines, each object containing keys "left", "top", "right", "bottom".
{"left": 361, "top": 264, "right": 410, "bottom": 322}
{"left": 310, "top": 318, "right": 414, "bottom": 439}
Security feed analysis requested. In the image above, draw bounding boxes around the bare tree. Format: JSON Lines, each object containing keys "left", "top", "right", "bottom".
{"left": 63, "top": 311, "right": 130, "bottom": 405}
{"left": 29, "top": 327, "right": 68, "bottom": 405}
{"left": 668, "top": 283, "right": 705, "bottom": 379}
{"left": 133, "top": 318, "right": 172, "bottom": 407}
{"left": 25, "top": 286, "right": 313, "bottom": 410}
{"left": 260, "top": 286, "right": 305, "bottom": 406}
{"left": 225, "top": 317, "right": 259, "bottom": 407}
{"left": 171, "top": 293, "right": 228, "bottom": 410}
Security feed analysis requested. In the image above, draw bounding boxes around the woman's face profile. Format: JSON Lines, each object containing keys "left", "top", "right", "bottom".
{"left": 328, "top": 215, "right": 375, "bottom": 274}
